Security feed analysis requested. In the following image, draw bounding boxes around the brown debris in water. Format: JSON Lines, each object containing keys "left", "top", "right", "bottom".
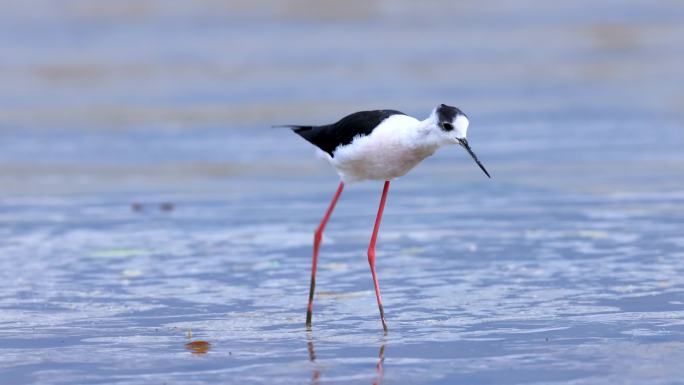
{"left": 185, "top": 340, "right": 211, "bottom": 355}
{"left": 131, "top": 202, "right": 143, "bottom": 212}
{"left": 160, "top": 202, "right": 175, "bottom": 211}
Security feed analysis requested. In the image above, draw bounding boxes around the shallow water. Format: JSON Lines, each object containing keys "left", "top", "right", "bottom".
{"left": 2, "top": 1, "right": 684, "bottom": 384}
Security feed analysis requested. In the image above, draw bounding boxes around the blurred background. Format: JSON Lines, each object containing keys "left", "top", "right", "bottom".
{"left": 2, "top": 1, "right": 684, "bottom": 384}
{"left": 1, "top": 0, "right": 683, "bottom": 195}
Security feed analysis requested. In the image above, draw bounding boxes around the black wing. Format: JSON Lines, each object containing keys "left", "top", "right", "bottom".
{"left": 287, "top": 110, "right": 405, "bottom": 157}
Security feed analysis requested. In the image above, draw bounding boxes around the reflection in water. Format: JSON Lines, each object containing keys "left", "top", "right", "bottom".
{"left": 307, "top": 332, "right": 385, "bottom": 384}
{"left": 185, "top": 340, "right": 211, "bottom": 355}
{"left": 374, "top": 342, "right": 386, "bottom": 385}
{"left": 306, "top": 332, "right": 321, "bottom": 385}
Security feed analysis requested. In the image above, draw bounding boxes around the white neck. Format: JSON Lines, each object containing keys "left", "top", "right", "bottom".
{"left": 411, "top": 114, "right": 448, "bottom": 149}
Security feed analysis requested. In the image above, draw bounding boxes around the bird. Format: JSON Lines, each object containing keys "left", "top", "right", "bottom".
{"left": 282, "top": 104, "right": 490, "bottom": 332}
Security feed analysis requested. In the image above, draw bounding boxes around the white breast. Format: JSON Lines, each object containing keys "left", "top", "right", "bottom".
{"left": 329, "top": 114, "right": 439, "bottom": 182}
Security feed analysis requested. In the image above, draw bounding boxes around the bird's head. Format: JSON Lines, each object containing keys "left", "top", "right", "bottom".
{"left": 435, "top": 103, "right": 469, "bottom": 140}
{"left": 431, "top": 104, "right": 490, "bottom": 178}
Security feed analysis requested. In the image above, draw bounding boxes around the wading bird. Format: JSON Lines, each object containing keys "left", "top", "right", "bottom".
{"left": 284, "top": 104, "right": 490, "bottom": 331}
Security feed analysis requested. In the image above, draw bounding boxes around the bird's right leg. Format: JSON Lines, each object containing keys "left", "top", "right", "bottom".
{"left": 368, "top": 180, "right": 390, "bottom": 332}
{"left": 307, "top": 181, "right": 345, "bottom": 328}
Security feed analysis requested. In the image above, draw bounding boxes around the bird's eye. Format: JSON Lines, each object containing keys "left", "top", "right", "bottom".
{"left": 441, "top": 122, "right": 454, "bottom": 131}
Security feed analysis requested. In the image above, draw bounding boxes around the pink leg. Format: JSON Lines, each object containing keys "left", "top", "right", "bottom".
{"left": 373, "top": 343, "right": 386, "bottom": 385}
{"left": 368, "top": 180, "right": 390, "bottom": 331}
{"left": 307, "top": 181, "right": 345, "bottom": 328}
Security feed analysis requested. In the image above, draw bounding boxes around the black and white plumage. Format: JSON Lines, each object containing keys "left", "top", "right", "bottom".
{"left": 290, "top": 109, "right": 406, "bottom": 157}
{"left": 283, "top": 104, "right": 490, "bottom": 332}
{"left": 287, "top": 104, "right": 490, "bottom": 182}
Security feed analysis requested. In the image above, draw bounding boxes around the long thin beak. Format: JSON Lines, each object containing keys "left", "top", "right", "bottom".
{"left": 458, "top": 138, "right": 491, "bottom": 178}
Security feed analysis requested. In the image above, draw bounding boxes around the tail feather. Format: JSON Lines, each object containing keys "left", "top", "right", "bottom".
{"left": 272, "top": 124, "right": 313, "bottom": 133}
{"left": 274, "top": 124, "right": 316, "bottom": 138}
{"left": 279, "top": 124, "right": 333, "bottom": 156}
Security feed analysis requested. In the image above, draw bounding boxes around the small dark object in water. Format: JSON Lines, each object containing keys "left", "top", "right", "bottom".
{"left": 185, "top": 340, "right": 211, "bottom": 355}
{"left": 160, "top": 202, "right": 175, "bottom": 212}
{"left": 131, "top": 202, "right": 143, "bottom": 212}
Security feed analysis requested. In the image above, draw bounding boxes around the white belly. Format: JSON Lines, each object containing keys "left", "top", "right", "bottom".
{"left": 329, "top": 115, "right": 439, "bottom": 182}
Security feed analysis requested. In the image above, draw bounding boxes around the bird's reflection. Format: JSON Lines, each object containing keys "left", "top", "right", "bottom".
{"left": 307, "top": 332, "right": 386, "bottom": 385}
{"left": 373, "top": 342, "right": 386, "bottom": 385}
{"left": 306, "top": 332, "right": 321, "bottom": 385}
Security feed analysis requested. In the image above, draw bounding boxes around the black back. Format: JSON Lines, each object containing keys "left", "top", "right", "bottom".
{"left": 289, "top": 110, "right": 405, "bottom": 157}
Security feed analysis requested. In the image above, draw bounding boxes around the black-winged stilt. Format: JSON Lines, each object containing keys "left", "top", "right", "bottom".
{"left": 284, "top": 104, "right": 490, "bottom": 331}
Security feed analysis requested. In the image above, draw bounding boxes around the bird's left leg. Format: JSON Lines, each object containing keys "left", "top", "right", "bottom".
{"left": 307, "top": 181, "right": 345, "bottom": 328}
{"left": 368, "top": 180, "right": 390, "bottom": 332}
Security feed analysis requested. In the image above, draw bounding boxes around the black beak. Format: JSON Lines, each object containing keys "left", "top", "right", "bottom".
{"left": 458, "top": 138, "right": 491, "bottom": 178}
